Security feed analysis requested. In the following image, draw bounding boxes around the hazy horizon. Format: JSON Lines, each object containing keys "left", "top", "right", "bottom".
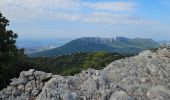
{"left": 1, "top": 0, "right": 170, "bottom": 41}
{"left": 17, "top": 36, "right": 169, "bottom": 42}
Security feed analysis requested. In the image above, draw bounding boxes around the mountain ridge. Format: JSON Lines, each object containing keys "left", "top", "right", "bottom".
{"left": 30, "top": 37, "right": 159, "bottom": 57}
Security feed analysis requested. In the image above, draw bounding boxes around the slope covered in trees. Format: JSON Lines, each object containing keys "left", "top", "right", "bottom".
{"left": 28, "top": 52, "right": 132, "bottom": 76}
{"left": 30, "top": 37, "right": 159, "bottom": 57}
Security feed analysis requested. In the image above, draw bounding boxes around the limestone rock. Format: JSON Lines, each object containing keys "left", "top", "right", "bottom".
{"left": 61, "top": 92, "right": 79, "bottom": 100}
{"left": 1, "top": 48, "right": 170, "bottom": 100}
{"left": 10, "top": 77, "right": 28, "bottom": 86}
{"left": 109, "top": 91, "right": 131, "bottom": 100}
{"left": 34, "top": 71, "right": 52, "bottom": 81}
{"left": 24, "top": 69, "right": 35, "bottom": 76}
{"left": 147, "top": 85, "right": 170, "bottom": 100}
{"left": 0, "top": 69, "right": 52, "bottom": 100}
{"left": 31, "top": 89, "right": 40, "bottom": 96}
{"left": 80, "top": 78, "right": 98, "bottom": 94}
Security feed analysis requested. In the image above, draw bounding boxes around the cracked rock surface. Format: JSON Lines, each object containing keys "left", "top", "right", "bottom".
{"left": 1, "top": 47, "right": 170, "bottom": 100}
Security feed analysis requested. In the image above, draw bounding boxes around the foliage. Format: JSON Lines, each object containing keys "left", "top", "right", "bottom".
{"left": 0, "top": 12, "right": 31, "bottom": 89}
{"left": 28, "top": 52, "right": 132, "bottom": 76}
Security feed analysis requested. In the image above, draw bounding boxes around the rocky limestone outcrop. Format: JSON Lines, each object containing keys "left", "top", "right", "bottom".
{"left": 1, "top": 47, "right": 170, "bottom": 100}
{"left": 0, "top": 69, "right": 52, "bottom": 100}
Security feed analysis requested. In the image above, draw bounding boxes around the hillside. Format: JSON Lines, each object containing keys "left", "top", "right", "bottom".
{"left": 1, "top": 46, "right": 170, "bottom": 100}
{"left": 30, "top": 37, "right": 159, "bottom": 57}
{"left": 28, "top": 52, "right": 131, "bottom": 76}
{"left": 0, "top": 51, "right": 131, "bottom": 90}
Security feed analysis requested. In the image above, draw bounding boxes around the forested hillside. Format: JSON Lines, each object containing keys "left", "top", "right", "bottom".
{"left": 30, "top": 37, "right": 159, "bottom": 57}
{"left": 28, "top": 52, "right": 132, "bottom": 76}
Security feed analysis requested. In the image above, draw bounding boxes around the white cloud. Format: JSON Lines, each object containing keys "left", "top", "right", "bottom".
{"left": 0, "top": 0, "right": 157, "bottom": 25}
{"left": 83, "top": 1, "right": 136, "bottom": 12}
{"left": 83, "top": 12, "right": 157, "bottom": 25}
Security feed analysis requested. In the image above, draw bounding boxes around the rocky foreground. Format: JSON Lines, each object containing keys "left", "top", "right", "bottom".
{"left": 1, "top": 47, "right": 170, "bottom": 100}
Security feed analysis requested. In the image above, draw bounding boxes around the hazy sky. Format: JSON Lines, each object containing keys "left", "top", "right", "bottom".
{"left": 0, "top": 0, "right": 170, "bottom": 40}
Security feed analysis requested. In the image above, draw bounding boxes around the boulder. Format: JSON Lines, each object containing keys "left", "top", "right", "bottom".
{"left": 147, "top": 85, "right": 170, "bottom": 100}
{"left": 10, "top": 77, "right": 28, "bottom": 86}
{"left": 109, "top": 91, "right": 132, "bottom": 100}
{"left": 80, "top": 78, "right": 98, "bottom": 94}
{"left": 34, "top": 71, "right": 52, "bottom": 81}
{"left": 61, "top": 92, "right": 79, "bottom": 100}
{"left": 31, "top": 89, "right": 40, "bottom": 96}
{"left": 24, "top": 69, "right": 35, "bottom": 76}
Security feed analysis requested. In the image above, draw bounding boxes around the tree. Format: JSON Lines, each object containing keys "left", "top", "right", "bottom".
{"left": 0, "top": 12, "right": 25, "bottom": 89}
{"left": 0, "top": 12, "right": 18, "bottom": 63}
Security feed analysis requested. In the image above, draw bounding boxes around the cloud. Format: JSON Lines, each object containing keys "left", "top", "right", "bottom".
{"left": 83, "top": 12, "right": 158, "bottom": 25}
{"left": 83, "top": 1, "right": 136, "bottom": 12}
{"left": 0, "top": 0, "right": 157, "bottom": 25}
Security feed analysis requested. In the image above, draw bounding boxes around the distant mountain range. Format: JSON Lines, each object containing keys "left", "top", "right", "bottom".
{"left": 24, "top": 45, "right": 58, "bottom": 54}
{"left": 29, "top": 37, "right": 160, "bottom": 57}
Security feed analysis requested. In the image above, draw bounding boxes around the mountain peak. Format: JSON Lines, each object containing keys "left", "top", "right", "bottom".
{"left": 29, "top": 37, "right": 159, "bottom": 57}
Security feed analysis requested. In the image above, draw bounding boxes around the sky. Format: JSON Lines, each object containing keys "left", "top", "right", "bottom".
{"left": 0, "top": 0, "right": 170, "bottom": 41}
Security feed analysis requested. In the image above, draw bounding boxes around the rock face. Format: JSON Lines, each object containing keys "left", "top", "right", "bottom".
{"left": 1, "top": 47, "right": 170, "bottom": 100}
{"left": 0, "top": 69, "right": 52, "bottom": 100}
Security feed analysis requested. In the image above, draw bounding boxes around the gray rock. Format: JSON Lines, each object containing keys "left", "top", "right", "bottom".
{"left": 28, "top": 76, "right": 35, "bottom": 80}
{"left": 10, "top": 77, "right": 28, "bottom": 86}
{"left": 24, "top": 69, "right": 35, "bottom": 76}
{"left": 34, "top": 71, "right": 52, "bottom": 81}
{"left": 36, "top": 81, "right": 44, "bottom": 90}
{"left": 1, "top": 48, "right": 170, "bottom": 100}
{"left": 31, "top": 89, "right": 40, "bottom": 96}
{"left": 147, "top": 63, "right": 158, "bottom": 75}
{"left": 62, "top": 92, "right": 79, "bottom": 100}
{"left": 25, "top": 80, "right": 36, "bottom": 92}
{"left": 96, "top": 70, "right": 100, "bottom": 76}
{"left": 109, "top": 91, "right": 131, "bottom": 100}
{"left": 147, "top": 85, "right": 170, "bottom": 100}
{"left": 18, "top": 85, "right": 25, "bottom": 91}
{"left": 80, "top": 78, "right": 98, "bottom": 94}
{"left": 6, "top": 86, "right": 13, "bottom": 91}
{"left": 99, "top": 89, "right": 112, "bottom": 100}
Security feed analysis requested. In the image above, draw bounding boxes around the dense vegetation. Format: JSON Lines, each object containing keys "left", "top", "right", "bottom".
{"left": 27, "top": 52, "right": 132, "bottom": 76}
{"left": 0, "top": 12, "right": 32, "bottom": 89}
